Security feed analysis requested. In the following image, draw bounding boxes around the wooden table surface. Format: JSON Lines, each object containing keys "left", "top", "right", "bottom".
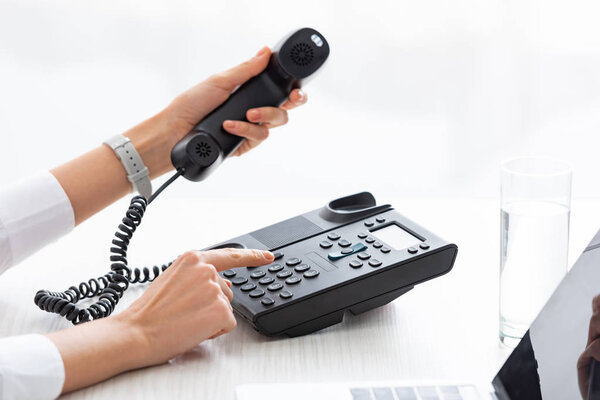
{"left": 1, "top": 196, "right": 598, "bottom": 399}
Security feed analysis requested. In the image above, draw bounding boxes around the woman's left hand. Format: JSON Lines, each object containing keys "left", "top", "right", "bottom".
{"left": 125, "top": 46, "right": 307, "bottom": 177}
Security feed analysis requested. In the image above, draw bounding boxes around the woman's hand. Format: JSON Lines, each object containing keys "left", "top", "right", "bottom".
{"left": 578, "top": 294, "right": 600, "bottom": 398}
{"left": 49, "top": 247, "right": 274, "bottom": 393}
{"left": 125, "top": 46, "right": 308, "bottom": 177}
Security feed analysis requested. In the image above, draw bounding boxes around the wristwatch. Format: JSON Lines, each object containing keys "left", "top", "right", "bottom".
{"left": 103, "top": 135, "right": 153, "bottom": 199}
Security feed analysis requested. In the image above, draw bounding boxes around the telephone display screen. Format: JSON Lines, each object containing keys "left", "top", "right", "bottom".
{"left": 373, "top": 224, "right": 422, "bottom": 250}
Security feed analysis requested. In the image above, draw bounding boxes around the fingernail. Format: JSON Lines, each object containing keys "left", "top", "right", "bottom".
{"left": 297, "top": 89, "right": 306, "bottom": 102}
{"left": 248, "top": 109, "right": 261, "bottom": 121}
{"left": 263, "top": 251, "right": 274, "bottom": 261}
{"left": 226, "top": 280, "right": 232, "bottom": 288}
{"left": 223, "top": 120, "right": 236, "bottom": 130}
{"left": 255, "top": 46, "right": 269, "bottom": 58}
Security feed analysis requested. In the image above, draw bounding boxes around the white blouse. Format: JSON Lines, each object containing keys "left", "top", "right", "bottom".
{"left": 0, "top": 171, "right": 74, "bottom": 399}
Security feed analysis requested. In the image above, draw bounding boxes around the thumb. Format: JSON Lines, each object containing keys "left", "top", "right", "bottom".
{"left": 198, "top": 248, "right": 274, "bottom": 271}
{"left": 206, "top": 46, "right": 271, "bottom": 93}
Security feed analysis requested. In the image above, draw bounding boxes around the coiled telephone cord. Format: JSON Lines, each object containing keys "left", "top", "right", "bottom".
{"left": 33, "top": 169, "right": 183, "bottom": 325}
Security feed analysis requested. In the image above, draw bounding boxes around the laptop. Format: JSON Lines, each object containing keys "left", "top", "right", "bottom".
{"left": 236, "top": 229, "right": 600, "bottom": 400}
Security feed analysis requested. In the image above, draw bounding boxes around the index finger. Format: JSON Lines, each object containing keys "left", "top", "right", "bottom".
{"left": 196, "top": 248, "right": 274, "bottom": 271}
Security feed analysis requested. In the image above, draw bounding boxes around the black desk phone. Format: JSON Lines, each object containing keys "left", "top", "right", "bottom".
{"left": 33, "top": 27, "right": 458, "bottom": 338}
{"left": 208, "top": 192, "right": 457, "bottom": 336}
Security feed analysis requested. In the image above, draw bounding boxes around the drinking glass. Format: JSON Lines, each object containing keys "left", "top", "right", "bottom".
{"left": 500, "top": 157, "right": 572, "bottom": 347}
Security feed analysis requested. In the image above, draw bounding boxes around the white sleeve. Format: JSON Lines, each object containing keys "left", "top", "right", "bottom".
{"left": 0, "top": 334, "right": 65, "bottom": 400}
{"left": 0, "top": 171, "right": 74, "bottom": 274}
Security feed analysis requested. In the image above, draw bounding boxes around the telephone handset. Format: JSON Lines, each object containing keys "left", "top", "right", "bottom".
{"left": 34, "top": 28, "right": 330, "bottom": 325}
{"left": 171, "top": 27, "right": 329, "bottom": 182}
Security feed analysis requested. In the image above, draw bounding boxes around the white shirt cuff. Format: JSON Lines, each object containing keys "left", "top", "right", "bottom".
{"left": 0, "top": 334, "right": 65, "bottom": 400}
{"left": 0, "top": 171, "right": 74, "bottom": 273}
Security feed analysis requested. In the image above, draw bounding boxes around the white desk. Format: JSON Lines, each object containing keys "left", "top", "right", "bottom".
{"left": 1, "top": 197, "right": 599, "bottom": 399}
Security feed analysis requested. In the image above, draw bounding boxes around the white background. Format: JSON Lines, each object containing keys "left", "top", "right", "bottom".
{"left": 2, "top": 0, "right": 600, "bottom": 200}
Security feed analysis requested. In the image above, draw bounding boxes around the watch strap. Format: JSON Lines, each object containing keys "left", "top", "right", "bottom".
{"left": 103, "top": 135, "right": 153, "bottom": 199}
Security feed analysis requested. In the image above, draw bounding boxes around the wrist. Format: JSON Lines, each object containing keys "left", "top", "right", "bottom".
{"left": 124, "top": 110, "right": 177, "bottom": 179}
{"left": 108, "top": 312, "right": 153, "bottom": 372}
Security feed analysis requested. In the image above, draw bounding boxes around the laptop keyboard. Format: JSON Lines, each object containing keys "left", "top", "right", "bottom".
{"left": 350, "top": 385, "right": 477, "bottom": 400}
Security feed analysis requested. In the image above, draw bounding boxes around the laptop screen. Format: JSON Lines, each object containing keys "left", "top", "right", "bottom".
{"left": 493, "top": 229, "right": 600, "bottom": 400}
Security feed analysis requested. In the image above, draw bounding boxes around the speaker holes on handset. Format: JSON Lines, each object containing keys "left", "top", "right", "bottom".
{"left": 195, "top": 142, "right": 212, "bottom": 158}
{"left": 290, "top": 43, "right": 314, "bottom": 66}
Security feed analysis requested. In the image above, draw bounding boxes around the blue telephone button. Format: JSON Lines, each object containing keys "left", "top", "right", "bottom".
{"left": 261, "top": 297, "right": 275, "bottom": 306}
{"left": 249, "top": 289, "right": 265, "bottom": 298}
{"left": 304, "top": 269, "right": 320, "bottom": 278}
{"left": 320, "top": 241, "right": 333, "bottom": 249}
{"left": 241, "top": 283, "right": 257, "bottom": 292}
{"left": 267, "top": 282, "right": 283, "bottom": 291}
{"left": 232, "top": 277, "right": 248, "bottom": 285}
{"left": 280, "top": 290, "right": 294, "bottom": 299}
{"left": 223, "top": 270, "right": 236, "bottom": 278}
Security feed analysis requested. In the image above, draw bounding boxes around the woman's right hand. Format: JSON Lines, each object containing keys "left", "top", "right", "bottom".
{"left": 119, "top": 248, "right": 274, "bottom": 366}
{"left": 49, "top": 247, "right": 274, "bottom": 394}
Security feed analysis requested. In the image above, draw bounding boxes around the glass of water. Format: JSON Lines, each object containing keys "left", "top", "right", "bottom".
{"left": 500, "top": 157, "right": 572, "bottom": 347}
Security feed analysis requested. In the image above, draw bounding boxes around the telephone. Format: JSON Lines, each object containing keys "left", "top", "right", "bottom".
{"left": 207, "top": 192, "right": 457, "bottom": 336}
{"left": 34, "top": 27, "right": 330, "bottom": 325}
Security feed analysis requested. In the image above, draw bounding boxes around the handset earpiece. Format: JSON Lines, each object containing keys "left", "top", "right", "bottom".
{"left": 170, "top": 27, "right": 330, "bottom": 182}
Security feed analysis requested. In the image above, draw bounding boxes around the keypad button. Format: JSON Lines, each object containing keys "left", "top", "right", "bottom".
{"left": 408, "top": 247, "right": 418, "bottom": 254}
{"left": 268, "top": 264, "right": 284, "bottom": 273}
{"left": 241, "top": 283, "right": 257, "bottom": 292}
{"left": 327, "top": 232, "right": 341, "bottom": 240}
{"left": 357, "top": 232, "right": 368, "bottom": 239}
{"left": 341, "top": 248, "right": 354, "bottom": 255}
{"left": 267, "top": 282, "right": 283, "bottom": 291}
{"left": 304, "top": 269, "right": 320, "bottom": 278}
{"left": 232, "top": 276, "right": 248, "bottom": 285}
{"left": 223, "top": 270, "right": 236, "bottom": 278}
{"left": 280, "top": 290, "right": 294, "bottom": 299}
{"left": 286, "top": 276, "right": 302, "bottom": 285}
{"left": 286, "top": 258, "right": 301, "bottom": 267}
{"left": 376, "top": 217, "right": 386, "bottom": 223}
{"left": 277, "top": 270, "right": 293, "bottom": 279}
{"left": 349, "top": 260, "right": 363, "bottom": 268}
{"left": 294, "top": 263, "right": 310, "bottom": 272}
{"left": 272, "top": 252, "right": 284, "bottom": 260}
{"left": 420, "top": 243, "right": 430, "bottom": 250}
{"left": 364, "top": 220, "right": 375, "bottom": 227}
{"left": 249, "top": 289, "right": 265, "bottom": 298}
{"left": 250, "top": 270, "right": 266, "bottom": 279}
{"left": 357, "top": 252, "right": 371, "bottom": 260}
{"left": 320, "top": 241, "right": 333, "bottom": 249}
{"left": 261, "top": 297, "right": 275, "bottom": 306}
{"left": 259, "top": 276, "right": 275, "bottom": 285}
{"left": 338, "top": 239, "right": 352, "bottom": 248}
{"left": 365, "top": 237, "right": 376, "bottom": 244}
{"left": 369, "top": 259, "right": 382, "bottom": 267}
{"left": 381, "top": 247, "right": 391, "bottom": 253}
{"left": 373, "top": 242, "right": 383, "bottom": 249}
